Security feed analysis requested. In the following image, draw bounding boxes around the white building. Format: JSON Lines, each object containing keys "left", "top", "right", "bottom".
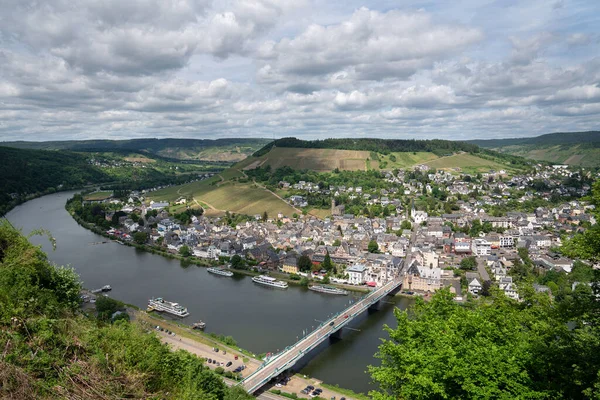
{"left": 472, "top": 239, "right": 492, "bottom": 256}
{"left": 347, "top": 264, "right": 367, "bottom": 285}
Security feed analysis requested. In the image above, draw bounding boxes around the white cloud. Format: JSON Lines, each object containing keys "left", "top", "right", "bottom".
{"left": 0, "top": 1, "right": 598, "bottom": 141}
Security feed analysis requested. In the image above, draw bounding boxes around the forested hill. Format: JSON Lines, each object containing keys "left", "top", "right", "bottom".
{"left": 253, "top": 137, "right": 480, "bottom": 157}
{"left": 468, "top": 131, "right": 600, "bottom": 168}
{"left": 2, "top": 138, "right": 270, "bottom": 162}
{"left": 0, "top": 146, "right": 111, "bottom": 215}
{"left": 469, "top": 131, "right": 600, "bottom": 148}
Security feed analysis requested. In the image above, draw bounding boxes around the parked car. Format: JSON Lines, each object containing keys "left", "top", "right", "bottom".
{"left": 207, "top": 358, "right": 212, "bottom": 363}
{"left": 234, "top": 355, "right": 238, "bottom": 360}
{"left": 226, "top": 361, "right": 232, "bottom": 367}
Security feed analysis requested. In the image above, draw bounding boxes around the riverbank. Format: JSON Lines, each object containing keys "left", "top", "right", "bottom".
{"left": 66, "top": 202, "right": 374, "bottom": 295}
{"left": 138, "top": 311, "right": 368, "bottom": 400}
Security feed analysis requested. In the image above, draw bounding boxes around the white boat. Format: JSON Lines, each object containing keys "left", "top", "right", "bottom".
{"left": 148, "top": 297, "right": 189, "bottom": 317}
{"left": 207, "top": 267, "right": 234, "bottom": 277}
{"left": 192, "top": 321, "right": 206, "bottom": 330}
{"left": 252, "top": 275, "right": 288, "bottom": 289}
{"left": 308, "top": 285, "right": 348, "bottom": 296}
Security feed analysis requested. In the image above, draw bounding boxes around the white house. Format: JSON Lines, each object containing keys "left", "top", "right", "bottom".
{"left": 347, "top": 264, "right": 367, "bottom": 285}
{"left": 472, "top": 239, "right": 492, "bottom": 256}
{"left": 468, "top": 278, "right": 482, "bottom": 295}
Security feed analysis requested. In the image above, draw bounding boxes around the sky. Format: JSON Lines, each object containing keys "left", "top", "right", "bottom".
{"left": 0, "top": 0, "right": 599, "bottom": 142}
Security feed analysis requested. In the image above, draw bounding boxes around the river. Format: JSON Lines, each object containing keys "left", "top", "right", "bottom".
{"left": 6, "top": 191, "right": 412, "bottom": 395}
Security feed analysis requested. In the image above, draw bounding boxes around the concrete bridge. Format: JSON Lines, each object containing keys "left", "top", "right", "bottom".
{"left": 240, "top": 276, "right": 404, "bottom": 394}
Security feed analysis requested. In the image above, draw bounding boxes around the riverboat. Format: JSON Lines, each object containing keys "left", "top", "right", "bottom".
{"left": 91, "top": 284, "right": 112, "bottom": 294}
{"left": 252, "top": 275, "right": 288, "bottom": 289}
{"left": 207, "top": 267, "right": 234, "bottom": 277}
{"left": 308, "top": 285, "right": 348, "bottom": 296}
{"left": 147, "top": 297, "right": 189, "bottom": 317}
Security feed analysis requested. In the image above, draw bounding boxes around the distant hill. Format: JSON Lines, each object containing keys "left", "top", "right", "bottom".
{"left": 246, "top": 137, "right": 527, "bottom": 173}
{"left": 1, "top": 138, "right": 271, "bottom": 162}
{"left": 253, "top": 137, "right": 480, "bottom": 157}
{"left": 0, "top": 146, "right": 111, "bottom": 215}
{"left": 469, "top": 131, "right": 600, "bottom": 167}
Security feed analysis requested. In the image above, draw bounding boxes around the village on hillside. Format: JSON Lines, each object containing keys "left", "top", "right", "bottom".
{"left": 76, "top": 162, "right": 598, "bottom": 301}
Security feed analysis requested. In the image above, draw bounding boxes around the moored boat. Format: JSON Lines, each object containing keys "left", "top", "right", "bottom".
{"left": 308, "top": 285, "right": 348, "bottom": 296}
{"left": 192, "top": 321, "right": 206, "bottom": 330}
{"left": 148, "top": 297, "right": 189, "bottom": 317}
{"left": 207, "top": 267, "right": 234, "bottom": 277}
{"left": 252, "top": 275, "right": 288, "bottom": 289}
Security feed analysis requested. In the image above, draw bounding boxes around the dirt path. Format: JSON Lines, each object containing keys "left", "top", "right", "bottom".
{"left": 253, "top": 179, "right": 303, "bottom": 214}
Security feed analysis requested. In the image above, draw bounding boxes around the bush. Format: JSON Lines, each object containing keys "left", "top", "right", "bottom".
{"left": 215, "top": 367, "right": 224, "bottom": 375}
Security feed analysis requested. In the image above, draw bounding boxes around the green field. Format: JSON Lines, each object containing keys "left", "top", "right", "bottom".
{"left": 424, "top": 153, "right": 514, "bottom": 174}
{"left": 378, "top": 151, "right": 440, "bottom": 169}
{"left": 83, "top": 191, "right": 113, "bottom": 201}
{"left": 148, "top": 173, "right": 297, "bottom": 217}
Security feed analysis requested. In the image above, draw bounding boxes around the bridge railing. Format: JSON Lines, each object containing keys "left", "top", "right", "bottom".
{"left": 241, "top": 278, "right": 403, "bottom": 393}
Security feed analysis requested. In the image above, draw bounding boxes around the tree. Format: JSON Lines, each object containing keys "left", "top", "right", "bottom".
{"left": 322, "top": 251, "right": 333, "bottom": 271}
{"left": 368, "top": 240, "right": 379, "bottom": 253}
{"left": 459, "top": 256, "right": 476, "bottom": 271}
{"left": 262, "top": 211, "right": 268, "bottom": 221}
{"left": 231, "top": 254, "right": 244, "bottom": 269}
{"left": 332, "top": 239, "right": 341, "bottom": 246}
{"left": 133, "top": 231, "right": 148, "bottom": 245}
{"left": 369, "top": 289, "right": 559, "bottom": 399}
{"left": 179, "top": 245, "right": 191, "bottom": 257}
{"left": 400, "top": 220, "right": 412, "bottom": 230}
{"left": 297, "top": 255, "right": 312, "bottom": 272}
{"left": 96, "top": 296, "right": 125, "bottom": 321}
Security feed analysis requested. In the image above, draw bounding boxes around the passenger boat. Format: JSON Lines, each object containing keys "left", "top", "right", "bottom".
{"left": 308, "top": 285, "right": 348, "bottom": 296}
{"left": 147, "top": 297, "right": 189, "bottom": 317}
{"left": 251, "top": 275, "right": 288, "bottom": 289}
{"left": 207, "top": 267, "right": 234, "bottom": 277}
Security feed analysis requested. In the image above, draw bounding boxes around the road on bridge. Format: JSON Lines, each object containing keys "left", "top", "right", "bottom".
{"left": 241, "top": 277, "right": 403, "bottom": 393}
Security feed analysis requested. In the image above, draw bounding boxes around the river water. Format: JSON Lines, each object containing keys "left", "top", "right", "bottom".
{"left": 6, "top": 191, "right": 412, "bottom": 395}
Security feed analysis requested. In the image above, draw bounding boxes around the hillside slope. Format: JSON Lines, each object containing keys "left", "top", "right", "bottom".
{"left": 2, "top": 138, "right": 271, "bottom": 162}
{"left": 0, "top": 221, "right": 253, "bottom": 399}
{"left": 470, "top": 131, "right": 600, "bottom": 167}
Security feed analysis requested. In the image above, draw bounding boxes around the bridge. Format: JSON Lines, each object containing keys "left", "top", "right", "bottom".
{"left": 240, "top": 276, "right": 404, "bottom": 394}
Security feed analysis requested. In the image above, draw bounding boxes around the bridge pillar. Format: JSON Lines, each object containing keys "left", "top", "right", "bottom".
{"left": 369, "top": 300, "right": 381, "bottom": 311}
{"left": 330, "top": 328, "right": 343, "bottom": 339}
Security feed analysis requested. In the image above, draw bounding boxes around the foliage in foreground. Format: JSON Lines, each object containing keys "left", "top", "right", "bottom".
{"left": 370, "top": 285, "right": 600, "bottom": 400}
{"left": 0, "top": 221, "right": 253, "bottom": 400}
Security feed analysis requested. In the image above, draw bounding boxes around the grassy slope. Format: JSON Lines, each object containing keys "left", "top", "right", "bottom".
{"left": 379, "top": 151, "right": 440, "bottom": 169}
{"left": 258, "top": 147, "right": 371, "bottom": 172}
{"left": 470, "top": 131, "right": 600, "bottom": 167}
{"left": 491, "top": 144, "right": 600, "bottom": 167}
{"left": 149, "top": 171, "right": 298, "bottom": 217}
{"left": 424, "top": 152, "right": 515, "bottom": 174}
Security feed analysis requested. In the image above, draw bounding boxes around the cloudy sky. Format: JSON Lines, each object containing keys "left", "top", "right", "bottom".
{"left": 0, "top": 0, "right": 599, "bottom": 141}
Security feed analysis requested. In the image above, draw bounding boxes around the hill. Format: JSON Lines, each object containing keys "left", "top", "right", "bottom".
{"left": 253, "top": 137, "right": 479, "bottom": 157}
{"left": 0, "top": 147, "right": 222, "bottom": 216}
{"left": 0, "top": 221, "right": 254, "bottom": 399}
{"left": 246, "top": 137, "right": 525, "bottom": 173}
{"left": 2, "top": 138, "right": 271, "bottom": 162}
{"left": 0, "top": 147, "right": 112, "bottom": 216}
{"left": 469, "top": 131, "right": 600, "bottom": 167}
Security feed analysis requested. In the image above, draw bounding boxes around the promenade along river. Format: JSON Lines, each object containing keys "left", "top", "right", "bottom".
{"left": 7, "top": 191, "right": 413, "bottom": 395}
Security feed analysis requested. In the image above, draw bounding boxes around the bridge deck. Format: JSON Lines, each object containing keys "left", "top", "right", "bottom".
{"left": 240, "top": 277, "right": 403, "bottom": 394}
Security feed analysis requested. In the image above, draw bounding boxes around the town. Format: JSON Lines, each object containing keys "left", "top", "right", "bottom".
{"left": 72, "top": 161, "right": 598, "bottom": 302}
